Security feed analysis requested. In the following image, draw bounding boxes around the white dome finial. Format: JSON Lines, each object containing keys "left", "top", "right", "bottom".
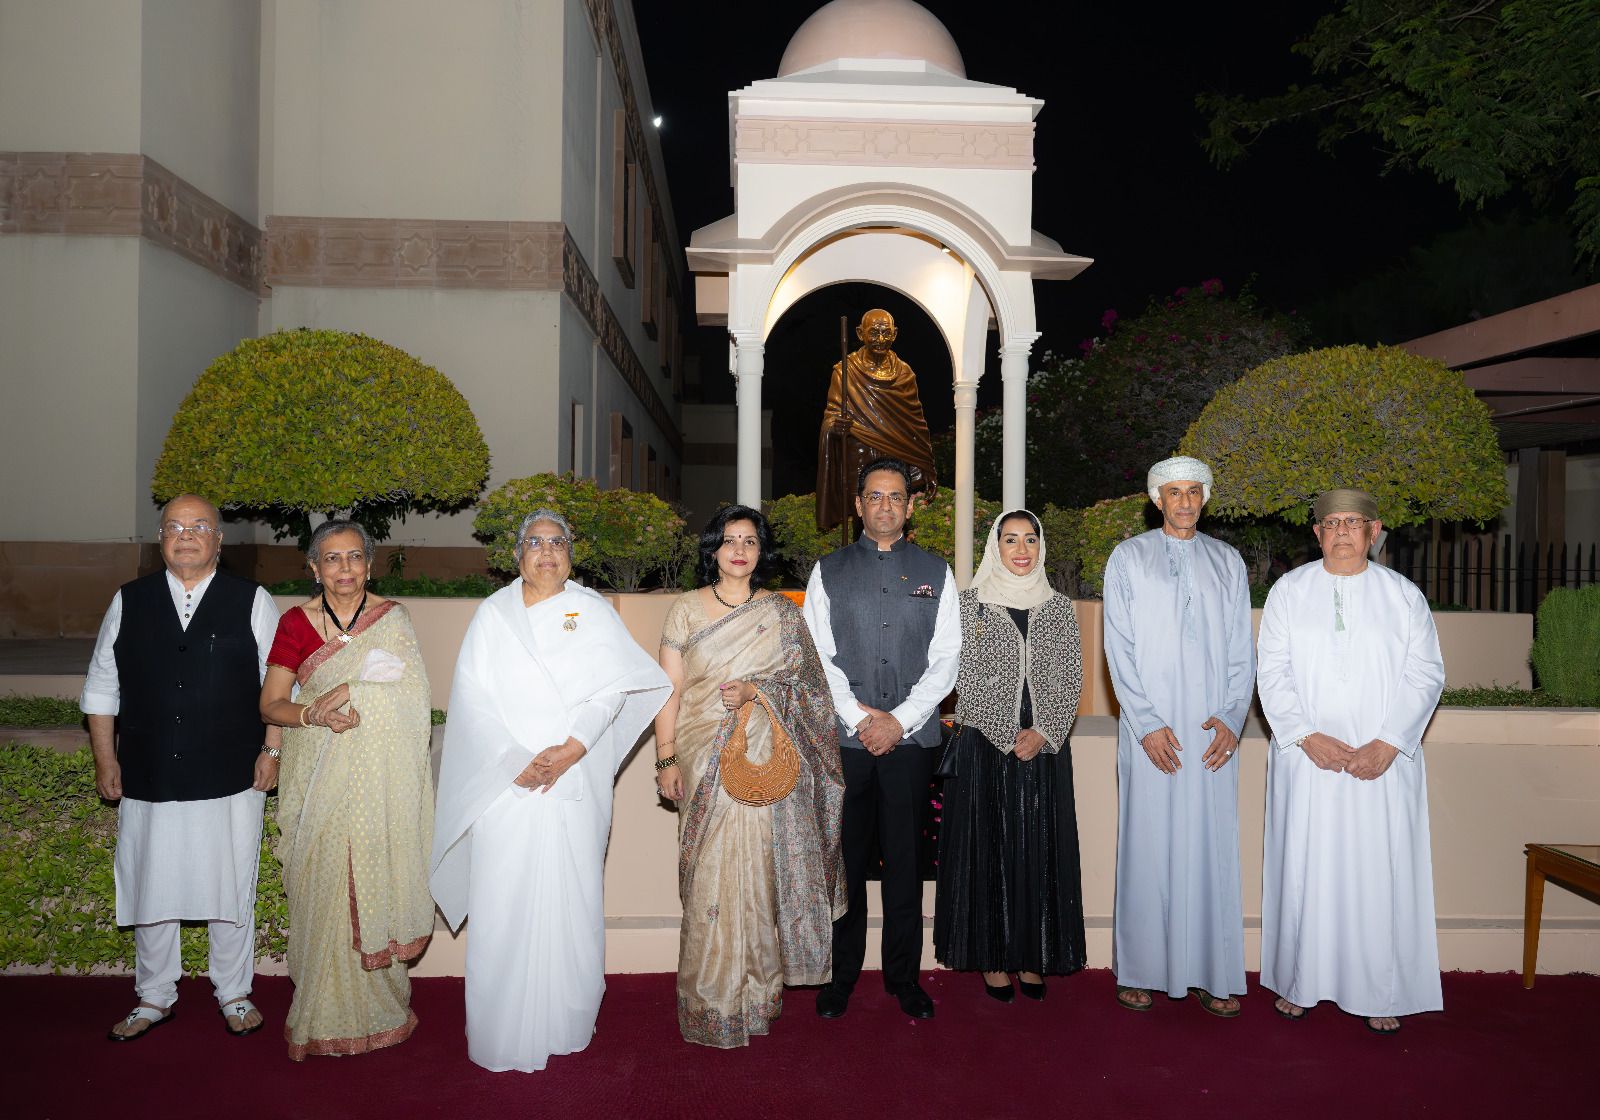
{"left": 777, "top": 0, "right": 966, "bottom": 78}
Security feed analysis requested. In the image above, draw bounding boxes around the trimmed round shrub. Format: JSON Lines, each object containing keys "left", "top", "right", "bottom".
{"left": 1180, "top": 344, "right": 1506, "bottom": 528}
{"left": 1530, "top": 586, "right": 1600, "bottom": 706}
{"left": 152, "top": 329, "right": 490, "bottom": 538}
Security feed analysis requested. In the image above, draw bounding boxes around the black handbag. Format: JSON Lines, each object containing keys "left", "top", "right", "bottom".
{"left": 933, "top": 718, "right": 966, "bottom": 779}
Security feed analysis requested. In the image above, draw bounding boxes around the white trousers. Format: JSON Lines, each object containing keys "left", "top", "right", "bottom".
{"left": 134, "top": 918, "right": 254, "bottom": 1008}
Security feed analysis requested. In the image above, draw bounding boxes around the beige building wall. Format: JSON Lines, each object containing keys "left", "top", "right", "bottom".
{"left": 0, "top": 0, "right": 143, "bottom": 150}
{"left": 261, "top": 0, "right": 562, "bottom": 221}
{"left": 0, "top": 239, "right": 141, "bottom": 542}
{"left": 140, "top": 0, "right": 261, "bottom": 219}
{"left": 1, "top": 1, "right": 263, "bottom": 634}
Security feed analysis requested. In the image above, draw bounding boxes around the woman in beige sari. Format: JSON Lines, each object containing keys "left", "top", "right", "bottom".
{"left": 655, "top": 506, "right": 846, "bottom": 1048}
{"left": 260, "top": 520, "right": 436, "bottom": 1060}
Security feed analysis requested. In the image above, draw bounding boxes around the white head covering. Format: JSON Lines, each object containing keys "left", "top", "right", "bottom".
{"left": 971, "top": 510, "right": 1055, "bottom": 610}
{"left": 1147, "top": 455, "right": 1213, "bottom": 503}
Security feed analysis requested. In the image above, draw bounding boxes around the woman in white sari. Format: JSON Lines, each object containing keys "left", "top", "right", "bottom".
{"left": 430, "top": 509, "right": 671, "bottom": 1073}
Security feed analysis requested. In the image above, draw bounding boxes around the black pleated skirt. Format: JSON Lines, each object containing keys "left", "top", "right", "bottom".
{"left": 933, "top": 729, "right": 1087, "bottom": 975}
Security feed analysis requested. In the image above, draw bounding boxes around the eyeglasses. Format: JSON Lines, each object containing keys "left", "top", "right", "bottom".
{"left": 520, "top": 535, "right": 572, "bottom": 552}
{"left": 1318, "top": 516, "right": 1372, "bottom": 532}
{"left": 862, "top": 491, "right": 907, "bottom": 506}
{"left": 159, "top": 522, "right": 219, "bottom": 539}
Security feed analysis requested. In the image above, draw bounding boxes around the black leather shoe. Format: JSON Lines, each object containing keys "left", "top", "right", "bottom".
{"left": 816, "top": 983, "right": 851, "bottom": 1019}
{"left": 888, "top": 980, "right": 935, "bottom": 1019}
{"left": 1017, "top": 978, "right": 1047, "bottom": 1001}
{"left": 984, "top": 979, "right": 1016, "bottom": 1003}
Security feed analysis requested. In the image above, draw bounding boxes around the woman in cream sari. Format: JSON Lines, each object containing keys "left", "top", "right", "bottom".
{"left": 655, "top": 506, "right": 846, "bottom": 1048}
{"left": 261, "top": 520, "right": 435, "bottom": 1060}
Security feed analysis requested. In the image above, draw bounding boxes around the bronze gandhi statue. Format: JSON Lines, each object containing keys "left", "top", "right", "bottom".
{"left": 816, "top": 309, "right": 938, "bottom": 532}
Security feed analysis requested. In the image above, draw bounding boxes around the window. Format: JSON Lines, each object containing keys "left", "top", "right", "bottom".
{"left": 609, "top": 412, "right": 634, "bottom": 489}
{"left": 570, "top": 400, "right": 584, "bottom": 475}
{"left": 611, "top": 109, "right": 637, "bottom": 287}
{"left": 640, "top": 207, "right": 657, "bottom": 337}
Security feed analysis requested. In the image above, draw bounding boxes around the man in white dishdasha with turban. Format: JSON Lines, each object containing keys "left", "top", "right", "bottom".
{"left": 1102, "top": 456, "right": 1255, "bottom": 1018}
{"left": 1257, "top": 488, "right": 1444, "bottom": 1036}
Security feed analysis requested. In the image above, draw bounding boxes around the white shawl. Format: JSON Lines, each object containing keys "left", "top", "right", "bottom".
{"left": 428, "top": 580, "right": 671, "bottom": 930}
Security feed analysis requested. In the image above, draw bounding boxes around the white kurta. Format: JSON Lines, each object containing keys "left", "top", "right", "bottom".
{"left": 79, "top": 571, "right": 279, "bottom": 925}
{"left": 1257, "top": 561, "right": 1445, "bottom": 1017}
{"left": 1102, "top": 530, "right": 1255, "bottom": 998}
{"left": 430, "top": 580, "right": 671, "bottom": 1073}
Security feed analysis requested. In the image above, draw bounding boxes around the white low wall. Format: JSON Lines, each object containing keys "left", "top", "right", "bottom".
{"left": 258, "top": 707, "right": 1600, "bottom": 980}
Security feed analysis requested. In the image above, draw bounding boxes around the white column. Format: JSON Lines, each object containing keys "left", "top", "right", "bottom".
{"left": 1000, "top": 342, "right": 1032, "bottom": 510}
{"left": 733, "top": 332, "right": 764, "bottom": 507}
{"left": 952, "top": 377, "right": 979, "bottom": 587}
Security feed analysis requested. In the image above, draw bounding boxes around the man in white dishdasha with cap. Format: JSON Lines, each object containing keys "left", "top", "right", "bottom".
{"left": 1102, "top": 456, "right": 1255, "bottom": 1018}
{"left": 1256, "top": 488, "right": 1444, "bottom": 1035}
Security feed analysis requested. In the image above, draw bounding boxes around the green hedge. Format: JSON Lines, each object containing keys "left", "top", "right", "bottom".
{"left": 0, "top": 744, "right": 287, "bottom": 973}
{"left": 0, "top": 696, "right": 82, "bottom": 727}
{"left": 1530, "top": 586, "right": 1600, "bottom": 706}
{"left": 1437, "top": 686, "right": 1568, "bottom": 708}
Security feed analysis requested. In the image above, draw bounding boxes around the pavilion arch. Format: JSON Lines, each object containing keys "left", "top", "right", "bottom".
{"left": 687, "top": 3, "right": 1090, "bottom": 582}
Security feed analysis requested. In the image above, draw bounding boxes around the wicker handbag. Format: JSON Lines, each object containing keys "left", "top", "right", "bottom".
{"left": 718, "top": 692, "right": 801, "bottom": 807}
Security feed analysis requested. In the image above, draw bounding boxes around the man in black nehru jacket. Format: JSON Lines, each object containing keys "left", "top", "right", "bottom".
{"left": 82, "top": 494, "right": 281, "bottom": 1041}
{"left": 802, "top": 457, "right": 961, "bottom": 1020}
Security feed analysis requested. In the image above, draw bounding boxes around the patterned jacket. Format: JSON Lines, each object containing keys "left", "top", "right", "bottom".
{"left": 952, "top": 587, "right": 1083, "bottom": 753}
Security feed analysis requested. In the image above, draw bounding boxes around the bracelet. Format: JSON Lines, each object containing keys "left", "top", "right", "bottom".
{"left": 299, "top": 705, "right": 312, "bottom": 728}
{"left": 654, "top": 754, "right": 678, "bottom": 771}
{"left": 260, "top": 745, "right": 282, "bottom": 760}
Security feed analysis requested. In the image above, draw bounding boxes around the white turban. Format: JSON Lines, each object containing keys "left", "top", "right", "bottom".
{"left": 1147, "top": 456, "right": 1213, "bottom": 503}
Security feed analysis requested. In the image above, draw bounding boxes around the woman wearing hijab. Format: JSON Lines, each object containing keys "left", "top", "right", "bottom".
{"left": 933, "top": 510, "right": 1087, "bottom": 1002}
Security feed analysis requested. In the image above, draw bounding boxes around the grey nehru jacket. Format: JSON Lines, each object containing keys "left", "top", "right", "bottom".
{"left": 816, "top": 534, "right": 949, "bottom": 749}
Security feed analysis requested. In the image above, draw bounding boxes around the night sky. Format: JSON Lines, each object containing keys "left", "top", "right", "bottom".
{"left": 631, "top": 1, "right": 1519, "bottom": 495}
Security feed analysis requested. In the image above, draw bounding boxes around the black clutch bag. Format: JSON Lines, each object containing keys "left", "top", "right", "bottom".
{"left": 934, "top": 718, "right": 966, "bottom": 780}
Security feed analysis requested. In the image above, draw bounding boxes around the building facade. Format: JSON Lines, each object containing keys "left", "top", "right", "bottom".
{"left": 0, "top": 0, "right": 686, "bottom": 636}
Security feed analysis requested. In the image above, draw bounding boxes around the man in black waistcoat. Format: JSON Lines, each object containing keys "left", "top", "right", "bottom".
{"left": 802, "top": 457, "right": 961, "bottom": 1019}
{"left": 81, "top": 494, "right": 282, "bottom": 1041}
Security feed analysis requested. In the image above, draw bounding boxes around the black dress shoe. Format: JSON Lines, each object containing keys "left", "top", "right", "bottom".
{"left": 816, "top": 983, "right": 851, "bottom": 1019}
{"left": 1017, "top": 978, "right": 1047, "bottom": 1001}
{"left": 888, "top": 980, "right": 935, "bottom": 1019}
{"left": 984, "top": 979, "right": 1016, "bottom": 1003}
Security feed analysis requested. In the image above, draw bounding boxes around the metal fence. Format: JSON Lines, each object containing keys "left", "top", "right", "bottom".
{"left": 1388, "top": 535, "right": 1599, "bottom": 612}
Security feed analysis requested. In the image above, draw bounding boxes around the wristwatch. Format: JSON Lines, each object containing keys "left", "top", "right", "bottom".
{"left": 261, "top": 745, "right": 282, "bottom": 760}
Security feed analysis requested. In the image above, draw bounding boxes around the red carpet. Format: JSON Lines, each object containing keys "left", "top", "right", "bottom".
{"left": 7, "top": 969, "right": 1595, "bottom": 1119}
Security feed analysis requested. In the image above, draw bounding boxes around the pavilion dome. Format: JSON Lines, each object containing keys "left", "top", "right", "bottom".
{"left": 777, "top": 0, "right": 966, "bottom": 78}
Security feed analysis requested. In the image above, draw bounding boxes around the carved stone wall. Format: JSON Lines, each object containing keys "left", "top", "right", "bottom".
{"left": 735, "top": 117, "right": 1035, "bottom": 169}
{"left": 0, "top": 152, "right": 263, "bottom": 292}
{"left": 265, "top": 217, "right": 565, "bottom": 290}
